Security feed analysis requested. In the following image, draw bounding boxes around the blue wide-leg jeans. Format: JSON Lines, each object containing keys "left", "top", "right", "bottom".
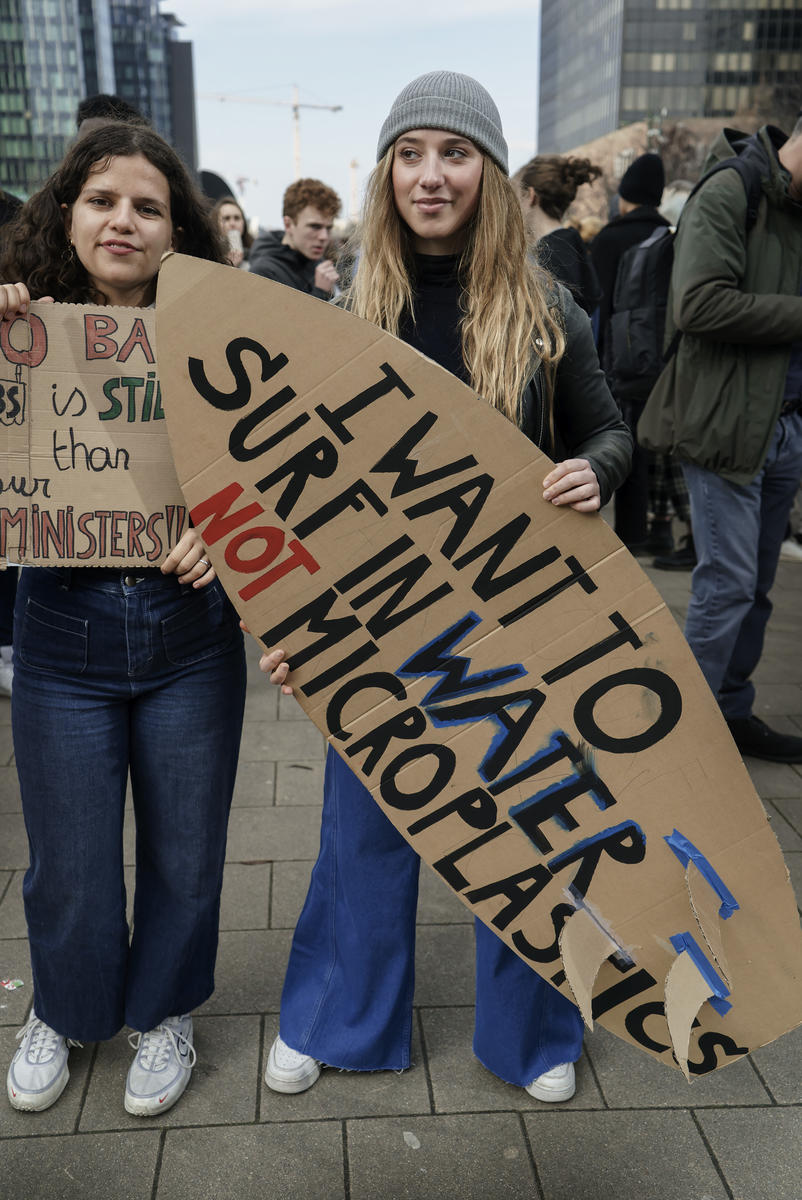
{"left": 682, "top": 411, "right": 802, "bottom": 720}
{"left": 12, "top": 567, "right": 246, "bottom": 1042}
{"left": 280, "top": 748, "right": 584, "bottom": 1087}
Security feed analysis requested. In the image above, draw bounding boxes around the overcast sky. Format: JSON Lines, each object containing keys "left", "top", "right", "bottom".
{"left": 169, "top": 0, "right": 540, "bottom": 229}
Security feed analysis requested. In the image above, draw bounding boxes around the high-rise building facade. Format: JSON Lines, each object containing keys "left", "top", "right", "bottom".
{"left": 1, "top": 0, "right": 85, "bottom": 197}
{"left": 1, "top": 0, "right": 197, "bottom": 199}
{"left": 539, "top": 0, "right": 802, "bottom": 153}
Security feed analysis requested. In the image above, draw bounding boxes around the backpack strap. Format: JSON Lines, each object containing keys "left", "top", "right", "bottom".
{"left": 663, "top": 152, "right": 764, "bottom": 366}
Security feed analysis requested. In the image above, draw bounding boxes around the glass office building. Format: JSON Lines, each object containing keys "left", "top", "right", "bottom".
{"left": 1, "top": 0, "right": 196, "bottom": 199}
{"left": 1, "top": 0, "right": 85, "bottom": 196}
{"left": 539, "top": 0, "right": 802, "bottom": 152}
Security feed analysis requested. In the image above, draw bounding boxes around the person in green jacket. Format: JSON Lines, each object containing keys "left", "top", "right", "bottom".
{"left": 639, "top": 118, "right": 802, "bottom": 762}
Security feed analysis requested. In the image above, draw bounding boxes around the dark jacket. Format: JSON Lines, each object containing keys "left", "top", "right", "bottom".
{"left": 537, "top": 227, "right": 602, "bottom": 317}
{"left": 591, "top": 206, "right": 671, "bottom": 358}
{"left": 520, "top": 284, "right": 633, "bottom": 506}
{"left": 248, "top": 229, "right": 329, "bottom": 299}
{"left": 638, "top": 126, "right": 802, "bottom": 484}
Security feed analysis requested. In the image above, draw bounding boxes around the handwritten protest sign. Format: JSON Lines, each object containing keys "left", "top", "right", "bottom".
{"left": 0, "top": 303, "right": 186, "bottom": 566}
{"left": 157, "top": 254, "right": 802, "bottom": 1077}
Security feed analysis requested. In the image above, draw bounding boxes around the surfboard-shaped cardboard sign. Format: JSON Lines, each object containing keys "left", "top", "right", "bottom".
{"left": 157, "top": 253, "right": 802, "bottom": 1077}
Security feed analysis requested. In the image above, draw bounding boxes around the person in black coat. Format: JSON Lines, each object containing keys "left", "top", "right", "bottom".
{"left": 591, "top": 153, "right": 669, "bottom": 364}
{"left": 519, "top": 155, "right": 602, "bottom": 316}
{"left": 591, "top": 153, "right": 670, "bottom": 550}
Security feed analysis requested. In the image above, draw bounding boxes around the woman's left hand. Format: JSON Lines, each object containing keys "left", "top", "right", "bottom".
{"left": 161, "top": 528, "right": 216, "bottom": 587}
{"left": 542, "top": 458, "right": 601, "bottom": 512}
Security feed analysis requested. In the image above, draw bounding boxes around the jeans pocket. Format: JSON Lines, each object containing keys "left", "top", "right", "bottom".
{"left": 18, "top": 598, "right": 89, "bottom": 674}
{"left": 161, "top": 584, "right": 238, "bottom": 666}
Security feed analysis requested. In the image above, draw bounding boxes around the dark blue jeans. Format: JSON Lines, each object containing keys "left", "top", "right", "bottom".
{"left": 280, "top": 748, "right": 584, "bottom": 1087}
{"left": 682, "top": 412, "right": 802, "bottom": 720}
{"left": 12, "top": 567, "right": 246, "bottom": 1042}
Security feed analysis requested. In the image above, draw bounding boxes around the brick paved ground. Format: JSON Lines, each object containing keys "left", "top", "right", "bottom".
{"left": 1, "top": 557, "right": 801, "bottom": 1200}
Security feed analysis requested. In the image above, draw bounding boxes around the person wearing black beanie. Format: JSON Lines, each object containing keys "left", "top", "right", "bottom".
{"left": 618, "top": 153, "right": 665, "bottom": 208}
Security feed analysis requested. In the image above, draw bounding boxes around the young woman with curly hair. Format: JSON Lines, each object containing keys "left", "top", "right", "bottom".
{"left": 1, "top": 122, "right": 247, "bottom": 1118}
{"left": 260, "top": 72, "right": 631, "bottom": 1103}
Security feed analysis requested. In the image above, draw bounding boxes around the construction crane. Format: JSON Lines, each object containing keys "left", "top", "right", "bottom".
{"left": 200, "top": 86, "right": 342, "bottom": 180}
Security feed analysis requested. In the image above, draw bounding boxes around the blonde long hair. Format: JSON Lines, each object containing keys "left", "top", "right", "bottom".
{"left": 345, "top": 149, "right": 566, "bottom": 428}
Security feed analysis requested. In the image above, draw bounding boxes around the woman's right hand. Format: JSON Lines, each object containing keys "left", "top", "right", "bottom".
{"left": 259, "top": 646, "right": 294, "bottom": 695}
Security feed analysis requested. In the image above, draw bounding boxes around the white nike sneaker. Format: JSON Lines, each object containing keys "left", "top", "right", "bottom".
{"left": 264, "top": 1035, "right": 320, "bottom": 1094}
{"left": 525, "top": 1061, "right": 576, "bottom": 1102}
{"left": 124, "top": 1014, "right": 195, "bottom": 1116}
{"left": 7, "top": 1010, "right": 81, "bottom": 1111}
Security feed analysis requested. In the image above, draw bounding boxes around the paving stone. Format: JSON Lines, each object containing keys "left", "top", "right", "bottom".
{"left": 0, "top": 694, "right": 10, "bottom": 725}
{"left": 752, "top": 683, "right": 802, "bottom": 718}
{"left": 270, "top": 859, "right": 314, "bottom": 929}
{"left": 347, "top": 1113, "right": 538, "bottom": 1200}
{"left": 750, "top": 1023, "right": 802, "bottom": 1103}
{"left": 770, "top": 794, "right": 802, "bottom": 839}
{"left": 0, "top": 1027, "right": 94, "bottom": 1137}
{"left": 754, "top": 651, "right": 802, "bottom": 685}
{"left": 0, "top": 938, "right": 32, "bottom": 1026}
{"left": 80, "top": 1014, "right": 260, "bottom": 1131}
{"left": 745, "top": 757, "right": 802, "bottom": 799}
{"left": 198, "top": 929, "right": 291, "bottom": 1015}
{"left": 417, "top": 863, "right": 472, "bottom": 925}
{"left": 227, "top": 805, "right": 324, "bottom": 863}
{"left": 157, "top": 1122, "right": 345, "bottom": 1200}
{"left": 528, "top": 1109, "right": 728, "bottom": 1199}
{"left": 224, "top": 807, "right": 273, "bottom": 862}
{"left": 0, "top": 1130, "right": 160, "bottom": 1199}
{"left": 0, "top": 812, "right": 28, "bottom": 869}
{"left": 278, "top": 690, "right": 311, "bottom": 721}
{"left": 0, "top": 764, "right": 21, "bottom": 813}
{"left": 122, "top": 809, "right": 136, "bottom": 867}
{"left": 764, "top": 801, "right": 802, "bottom": 851}
{"left": 243, "top": 681, "right": 279, "bottom": 723}
{"left": 220, "top": 862, "right": 271, "bottom": 930}
{"left": 414, "top": 925, "right": 475, "bottom": 1006}
{"left": 239, "top": 720, "right": 325, "bottom": 762}
{"left": 260, "top": 1018, "right": 431, "bottom": 1122}
{"left": 0, "top": 723, "right": 14, "bottom": 766}
{"left": 0, "top": 869, "right": 25, "bottom": 938}
{"left": 422, "top": 1007, "right": 603, "bottom": 1112}
{"left": 585, "top": 1023, "right": 769, "bottom": 1108}
{"left": 232, "top": 759, "right": 276, "bottom": 807}
{"left": 275, "top": 760, "right": 324, "bottom": 806}
{"left": 698, "top": 1107, "right": 802, "bottom": 1200}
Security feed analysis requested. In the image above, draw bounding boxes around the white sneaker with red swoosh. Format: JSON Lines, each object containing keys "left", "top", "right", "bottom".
{"left": 7, "top": 1010, "right": 82, "bottom": 1111}
{"left": 124, "top": 1014, "right": 195, "bottom": 1116}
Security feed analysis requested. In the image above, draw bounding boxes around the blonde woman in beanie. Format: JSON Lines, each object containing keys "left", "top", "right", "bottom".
{"left": 260, "top": 71, "right": 632, "bottom": 1104}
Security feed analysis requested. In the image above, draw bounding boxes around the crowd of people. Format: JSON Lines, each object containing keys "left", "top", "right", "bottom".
{"left": 1, "top": 70, "right": 801, "bottom": 1118}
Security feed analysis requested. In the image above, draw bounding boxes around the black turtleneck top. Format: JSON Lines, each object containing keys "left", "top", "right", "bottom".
{"left": 397, "top": 253, "right": 468, "bottom": 384}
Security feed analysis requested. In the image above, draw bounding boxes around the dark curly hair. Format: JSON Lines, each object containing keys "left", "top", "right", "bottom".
{"left": 1, "top": 122, "right": 228, "bottom": 303}
{"left": 519, "top": 155, "right": 602, "bottom": 221}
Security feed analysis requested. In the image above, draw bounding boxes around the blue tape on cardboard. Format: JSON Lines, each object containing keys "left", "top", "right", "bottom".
{"left": 670, "top": 931, "right": 732, "bottom": 1016}
{"left": 665, "top": 829, "right": 740, "bottom": 920}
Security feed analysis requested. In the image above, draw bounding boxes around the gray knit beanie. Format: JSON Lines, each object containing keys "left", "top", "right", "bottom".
{"left": 377, "top": 70, "right": 508, "bottom": 175}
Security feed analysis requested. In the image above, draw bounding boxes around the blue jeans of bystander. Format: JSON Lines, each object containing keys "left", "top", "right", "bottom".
{"left": 682, "top": 412, "right": 802, "bottom": 720}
